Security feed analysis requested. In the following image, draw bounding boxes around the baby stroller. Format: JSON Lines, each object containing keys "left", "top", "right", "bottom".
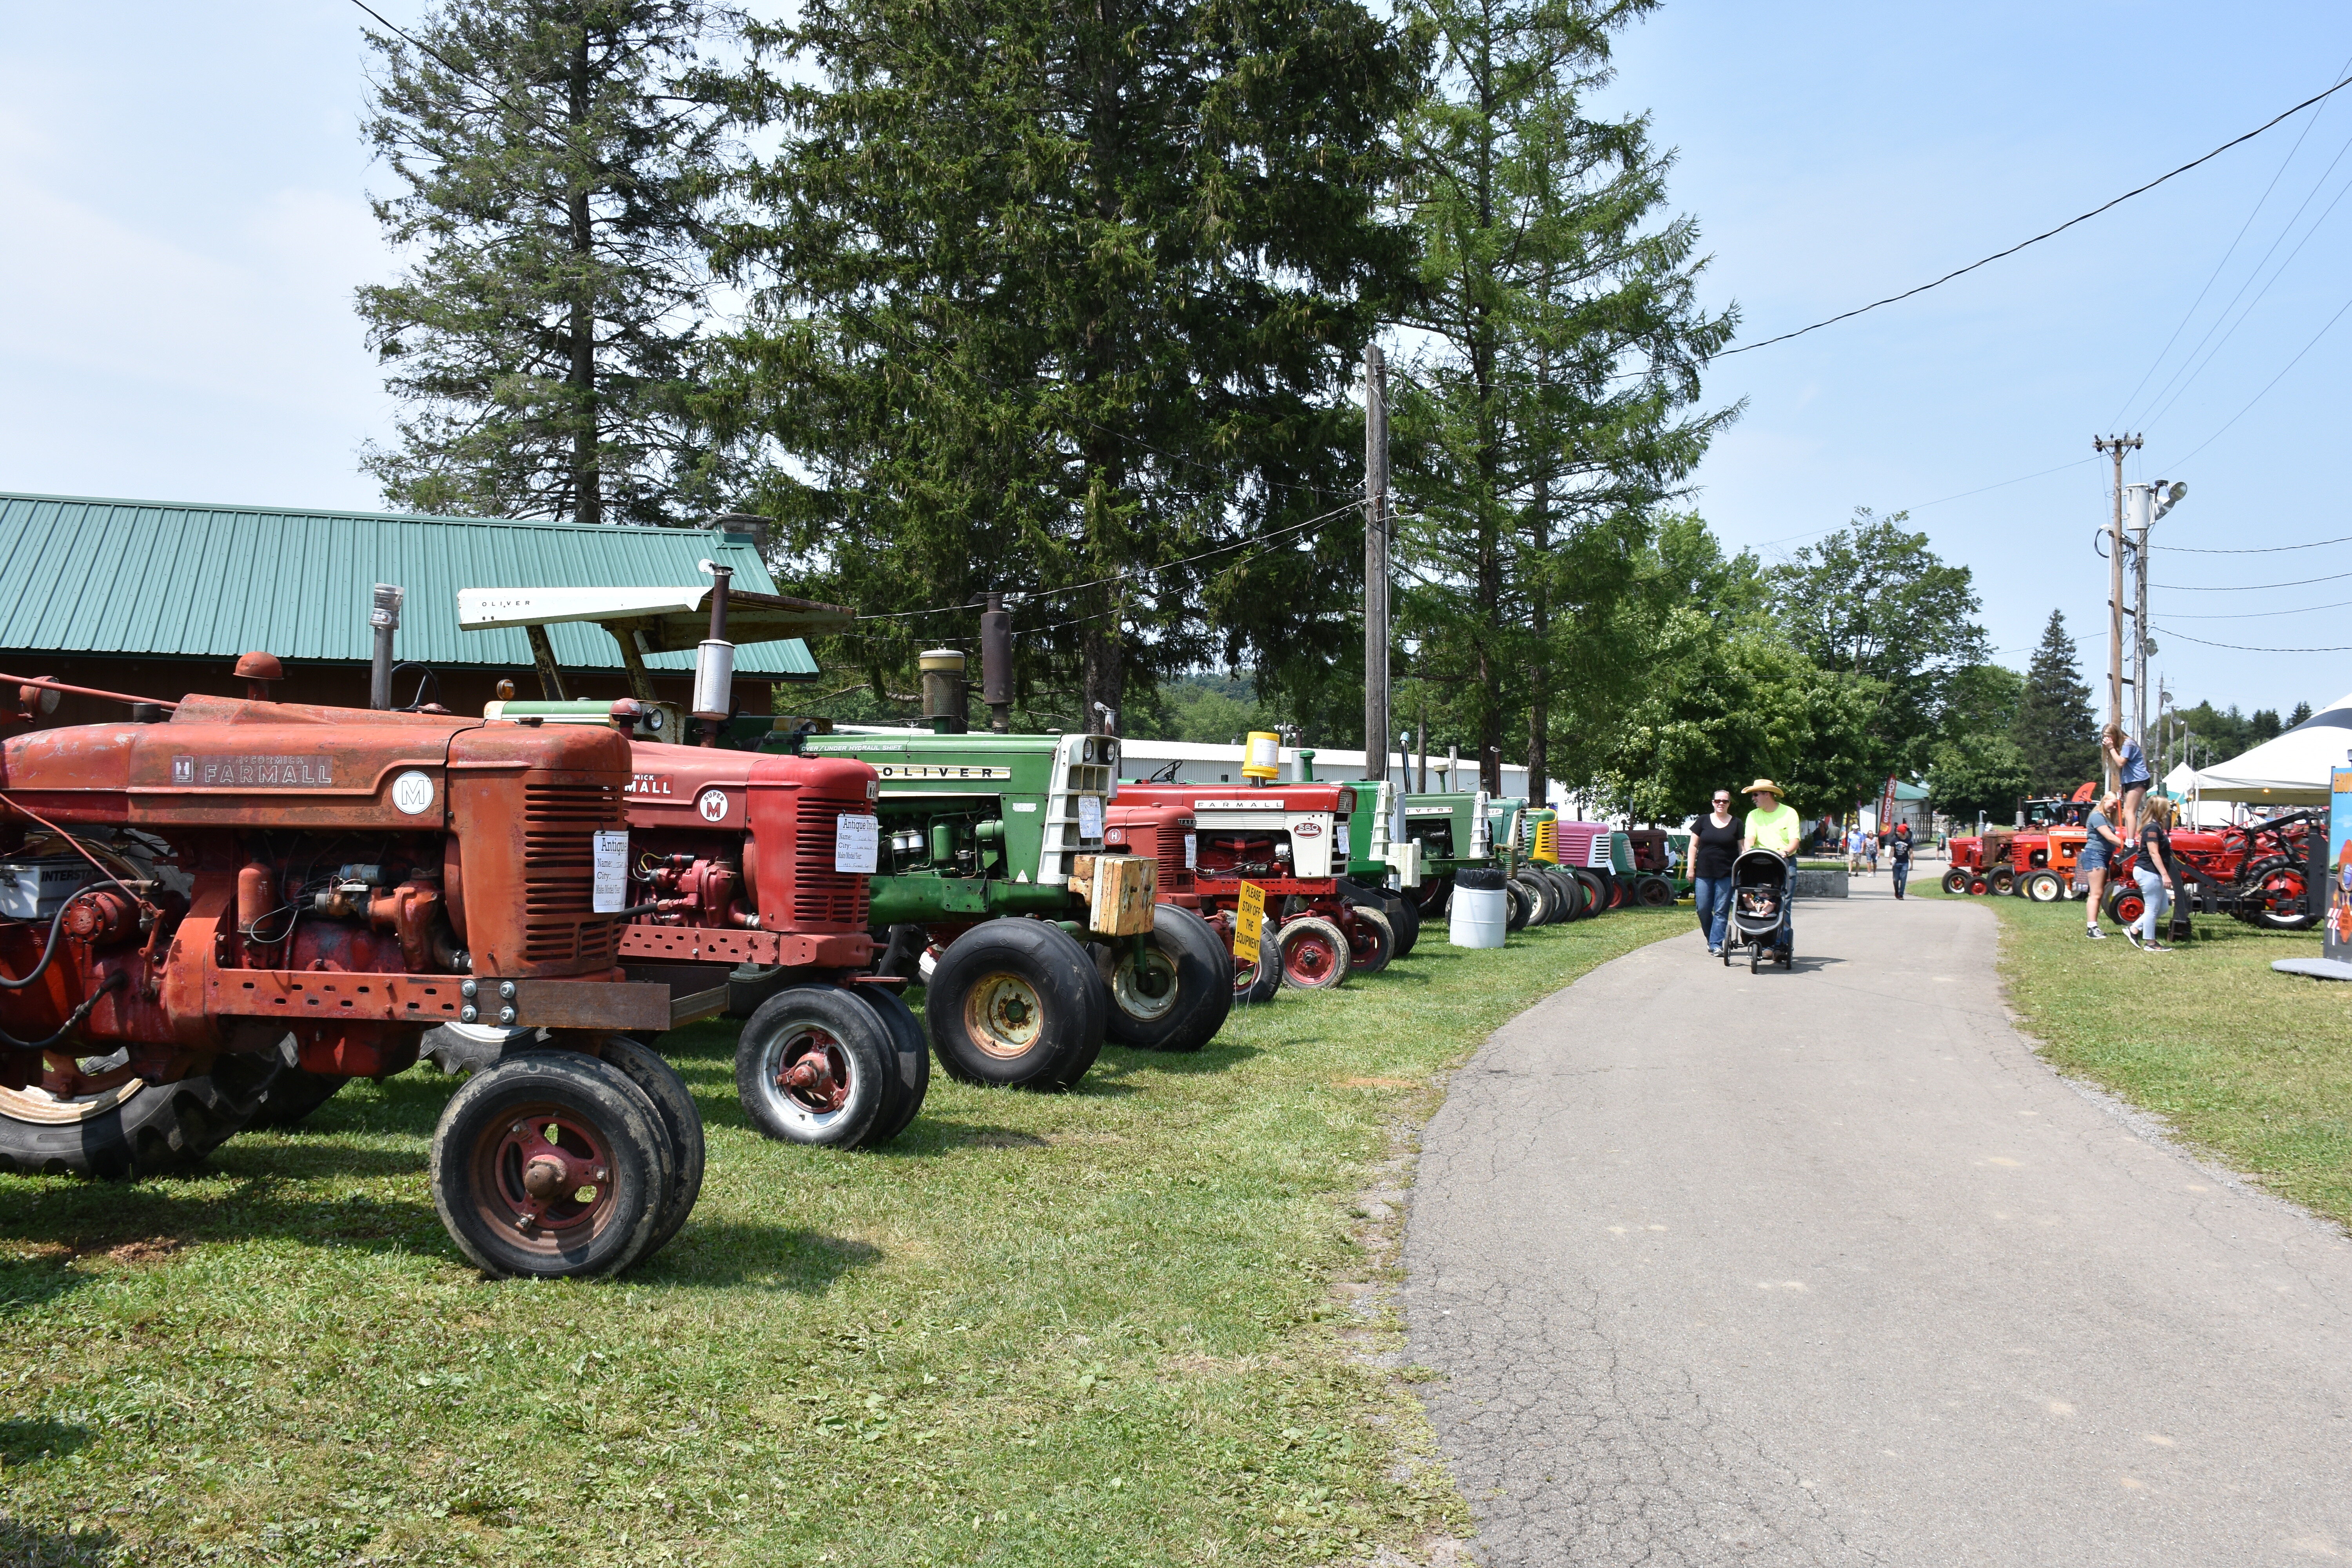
{"left": 1723, "top": 848, "right": 1793, "bottom": 972}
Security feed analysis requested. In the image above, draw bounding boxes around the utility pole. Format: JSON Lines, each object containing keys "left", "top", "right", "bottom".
{"left": 2093, "top": 434, "right": 2141, "bottom": 789}
{"left": 1364, "top": 344, "right": 1390, "bottom": 789}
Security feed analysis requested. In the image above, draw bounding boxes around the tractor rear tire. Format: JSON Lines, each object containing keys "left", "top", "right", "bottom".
{"left": 430, "top": 1051, "right": 671, "bottom": 1280}
{"left": 1095, "top": 904, "right": 1231, "bottom": 1052}
{"left": 596, "top": 1034, "right": 705, "bottom": 1255}
{"left": 245, "top": 1064, "right": 350, "bottom": 1131}
{"left": 724, "top": 964, "right": 794, "bottom": 1019}
{"left": 1556, "top": 867, "right": 1595, "bottom": 918}
{"left": 1417, "top": 877, "right": 1452, "bottom": 918}
{"left": 1514, "top": 873, "right": 1555, "bottom": 927}
{"left": 1277, "top": 915, "right": 1351, "bottom": 989}
{"left": 1635, "top": 875, "right": 1675, "bottom": 907}
{"left": 1341, "top": 882, "right": 1417, "bottom": 959}
{"left": 1537, "top": 868, "right": 1579, "bottom": 922}
{"left": 1570, "top": 867, "right": 1608, "bottom": 918}
{"left": 850, "top": 984, "right": 931, "bottom": 1145}
{"left": 1602, "top": 873, "right": 1628, "bottom": 911}
{"left": 1988, "top": 867, "right": 2017, "bottom": 896}
{"left": 1345, "top": 907, "right": 1396, "bottom": 976}
{"left": 1233, "top": 925, "right": 1283, "bottom": 1005}
{"left": 738, "top": 984, "right": 897, "bottom": 1140}
{"left": 1502, "top": 879, "right": 1531, "bottom": 931}
{"left": 0, "top": 1056, "right": 277, "bottom": 1179}
{"left": 924, "top": 920, "right": 1101, "bottom": 1090}
{"left": 2023, "top": 871, "right": 2064, "bottom": 903}
{"left": 1941, "top": 868, "right": 1971, "bottom": 895}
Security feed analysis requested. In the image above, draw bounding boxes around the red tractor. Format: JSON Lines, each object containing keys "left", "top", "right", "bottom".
{"left": 608, "top": 733, "right": 936, "bottom": 1148}
{"left": 0, "top": 675, "right": 707, "bottom": 1279}
{"left": 2100, "top": 809, "right": 2318, "bottom": 933}
{"left": 1942, "top": 788, "right": 2094, "bottom": 896}
{"left": 1112, "top": 782, "right": 1382, "bottom": 990}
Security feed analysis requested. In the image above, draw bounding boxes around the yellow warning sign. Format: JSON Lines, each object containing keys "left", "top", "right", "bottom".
{"left": 1233, "top": 880, "right": 1266, "bottom": 960}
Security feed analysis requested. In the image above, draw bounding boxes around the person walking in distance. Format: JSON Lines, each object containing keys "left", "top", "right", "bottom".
{"left": 1846, "top": 822, "right": 1868, "bottom": 875}
{"left": 2079, "top": 793, "right": 2123, "bottom": 940}
{"left": 1689, "top": 790, "right": 1742, "bottom": 956}
{"left": 2127, "top": 795, "right": 2183, "bottom": 952}
{"left": 1743, "top": 780, "right": 1802, "bottom": 958}
{"left": 2103, "top": 724, "right": 2153, "bottom": 844}
{"left": 1887, "top": 820, "right": 1913, "bottom": 899}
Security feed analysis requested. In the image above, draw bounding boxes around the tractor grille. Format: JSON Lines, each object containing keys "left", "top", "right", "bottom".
{"left": 792, "top": 794, "right": 871, "bottom": 931}
{"left": 522, "top": 781, "right": 623, "bottom": 967}
{"left": 1149, "top": 827, "right": 1193, "bottom": 895}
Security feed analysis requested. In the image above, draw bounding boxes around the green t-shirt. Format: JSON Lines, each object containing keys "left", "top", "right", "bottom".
{"left": 1746, "top": 802, "right": 1800, "bottom": 854}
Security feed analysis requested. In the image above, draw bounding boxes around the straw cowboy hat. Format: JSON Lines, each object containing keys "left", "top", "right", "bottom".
{"left": 1742, "top": 779, "right": 1784, "bottom": 797}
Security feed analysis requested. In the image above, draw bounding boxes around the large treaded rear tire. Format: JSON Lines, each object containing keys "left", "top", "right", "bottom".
{"left": 0, "top": 1064, "right": 274, "bottom": 1179}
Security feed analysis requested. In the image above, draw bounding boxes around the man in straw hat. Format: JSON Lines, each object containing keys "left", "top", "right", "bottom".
{"left": 1742, "top": 779, "right": 1802, "bottom": 958}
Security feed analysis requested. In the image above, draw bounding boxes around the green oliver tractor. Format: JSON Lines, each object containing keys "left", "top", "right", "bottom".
{"left": 781, "top": 730, "right": 1233, "bottom": 1086}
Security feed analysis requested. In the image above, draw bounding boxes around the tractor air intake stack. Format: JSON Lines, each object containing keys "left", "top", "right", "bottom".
{"left": 920, "top": 649, "right": 968, "bottom": 734}
{"left": 368, "top": 584, "right": 404, "bottom": 710}
{"left": 980, "top": 593, "right": 1012, "bottom": 733}
{"left": 692, "top": 565, "right": 735, "bottom": 746}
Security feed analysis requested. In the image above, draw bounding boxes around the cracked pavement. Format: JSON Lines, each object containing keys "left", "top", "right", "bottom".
{"left": 1401, "top": 883, "right": 2352, "bottom": 1565}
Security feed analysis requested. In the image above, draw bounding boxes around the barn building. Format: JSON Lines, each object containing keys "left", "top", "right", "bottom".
{"left": 0, "top": 492, "right": 820, "bottom": 724}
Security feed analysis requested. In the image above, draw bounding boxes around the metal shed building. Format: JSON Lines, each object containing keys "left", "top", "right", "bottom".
{"left": 0, "top": 492, "right": 818, "bottom": 722}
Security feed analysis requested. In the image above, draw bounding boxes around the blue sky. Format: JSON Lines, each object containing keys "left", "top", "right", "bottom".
{"left": 1, "top": 2, "right": 2345, "bottom": 721}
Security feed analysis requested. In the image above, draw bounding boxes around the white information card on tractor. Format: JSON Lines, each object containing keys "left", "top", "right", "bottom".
{"left": 835, "top": 813, "right": 879, "bottom": 874}
{"left": 591, "top": 830, "right": 630, "bottom": 913}
{"left": 1078, "top": 794, "right": 1104, "bottom": 841}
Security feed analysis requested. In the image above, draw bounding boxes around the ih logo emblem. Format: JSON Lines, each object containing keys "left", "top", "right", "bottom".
{"left": 697, "top": 788, "right": 729, "bottom": 823}
{"left": 171, "top": 755, "right": 194, "bottom": 784}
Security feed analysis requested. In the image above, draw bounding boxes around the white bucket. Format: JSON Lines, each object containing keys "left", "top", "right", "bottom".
{"left": 1449, "top": 870, "right": 1508, "bottom": 949}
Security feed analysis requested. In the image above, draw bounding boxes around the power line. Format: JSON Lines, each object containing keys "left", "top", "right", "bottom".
{"left": 2136, "top": 132, "right": 2352, "bottom": 434}
{"left": 2156, "top": 533, "right": 2352, "bottom": 554}
{"left": 1719, "top": 71, "right": 2352, "bottom": 358}
{"left": 848, "top": 497, "right": 1361, "bottom": 623}
{"left": 2164, "top": 292, "right": 2352, "bottom": 469}
{"left": 2111, "top": 50, "right": 2352, "bottom": 427}
{"left": 2151, "top": 565, "right": 2352, "bottom": 592}
{"left": 2152, "top": 625, "right": 2352, "bottom": 653}
{"left": 2161, "top": 595, "right": 2352, "bottom": 618}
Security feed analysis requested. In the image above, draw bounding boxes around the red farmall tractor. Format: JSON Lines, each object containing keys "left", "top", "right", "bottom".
{"left": 1942, "top": 789, "right": 2094, "bottom": 896}
{"left": 453, "top": 578, "right": 930, "bottom": 1147}
{"left": 2100, "top": 808, "right": 2319, "bottom": 932}
{"left": 1112, "top": 782, "right": 1379, "bottom": 991}
{"left": 0, "top": 676, "right": 710, "bottom": 1279}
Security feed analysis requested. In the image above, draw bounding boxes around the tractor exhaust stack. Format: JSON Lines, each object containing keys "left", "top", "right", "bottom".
{"left": 692, "top": 565, "right": 735, "bottom": 746}
{"left": 980, "top": 593, "right": 1012, "bottom": 733}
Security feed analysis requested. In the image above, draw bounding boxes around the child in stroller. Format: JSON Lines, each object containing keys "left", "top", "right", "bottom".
{"left": 1724, "top": 847, "right": 1794, "bottom": 971}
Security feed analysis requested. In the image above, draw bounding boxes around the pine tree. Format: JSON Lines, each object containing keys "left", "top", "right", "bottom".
{"left": 358, "top": 0, "right": 735, "bottom": 525}
{"left": 2010, "top": 609, "right": 2098, "bottom": 797}
{"left": 2290, "top": 700, "right": 2314, "bottom": 727}
{"left": 1391, "top": 0, "right": 1733, "bottom": 793}
{"left": 715, "top": 0, "right": 1418, "bottom": 725}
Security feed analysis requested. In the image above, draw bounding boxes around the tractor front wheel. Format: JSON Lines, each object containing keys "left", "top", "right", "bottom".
{"left": 1635, "top": 875, "right": 1675, "bottom": 907}
{"left": 1942, "top": 868, "right": 1972, "bottom": 895}
{"left": 596, "top": 1035, "right": 705, "bottom": 1254}
{"left": 1095, "top": 904, "right": 1232, "bottom": 1052}
{"left": 1231, "top": 924, "right": 1282, "bottom": 1004}
{"left": 2105, "top": 886, "right": 2146, "bottom": 927}
{"left": 2023, "top": 871, "right": 2064, "bottom": 903}
{"left": 924, "top": 920, "right": 1101, "bottom": 1090}
{"left": 1277, "top": 916, "right": 1350, "bottom": 989}
{"left": 738, "top": 985, "right": 896, "bottom": 1141}
{"left": 430, "top": 1051, "right": 673, "bottom": 1279}
{"left": 1988, "top": 867, "right": 2017, "bottom": 896}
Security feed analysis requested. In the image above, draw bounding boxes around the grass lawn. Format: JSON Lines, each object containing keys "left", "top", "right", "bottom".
{"left": 1916, "top": 873, "right": 2352, "bottom": 1228}
{"left": 1, "top": 906, "right": 1681, "bottom": 1568}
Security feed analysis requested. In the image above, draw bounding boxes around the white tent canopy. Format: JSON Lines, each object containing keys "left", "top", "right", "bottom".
{"left": 2184, "top": 690, "right": 2352, "bottom": 806}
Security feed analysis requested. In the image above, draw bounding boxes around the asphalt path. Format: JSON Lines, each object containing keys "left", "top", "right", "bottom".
{"left": 1401, "top": 878, "right": 2352, "bottom": 1566}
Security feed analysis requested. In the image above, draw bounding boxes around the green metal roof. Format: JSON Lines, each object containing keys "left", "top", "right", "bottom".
{"left": 0, "top": 492, "right": 819, "bottom": 678}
